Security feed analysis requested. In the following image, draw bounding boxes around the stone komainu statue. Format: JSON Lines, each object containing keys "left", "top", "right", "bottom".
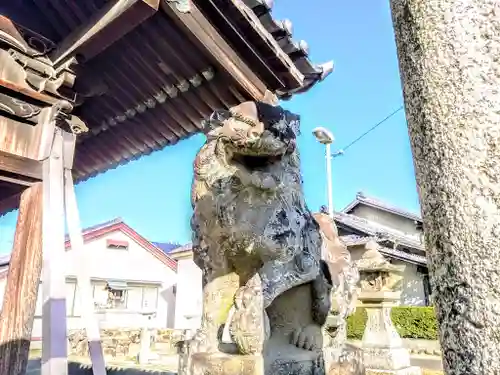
{"left": 313, "top": 212, "right": 359, "bottom": 350}
{"left": 187, "top": 99, "right": 359, "bottom": 375}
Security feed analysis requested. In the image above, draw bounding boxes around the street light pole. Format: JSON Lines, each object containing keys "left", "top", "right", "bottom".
{"left": 312, "top": 127, "right": 341, "bottom": 218}
{"left": 325, "top": 142, "right": 334, "bottom": 218}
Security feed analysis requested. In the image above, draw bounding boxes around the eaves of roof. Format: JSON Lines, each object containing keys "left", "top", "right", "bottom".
{"left": 63, "top": 218, "right": 177, "bottom": 271}
{"left": 194, "top": 0, "right": 334, "bottom": 98}
{"left": 342, "top": 193, "right": 423, "bottom": 223}
{"left": 0, "top": 1, "right": 334, "bottom": 216}
{"left": 0, "top": 254, "right": 10, "bottom": 267}
{"left": 378, "top": 245, "right": 427, "bottom": 266}
{"left": 0, "top": 219, "right": 177, "bottom": 280}
{"left": 334, "top": 212, "right": 425, "bottom": 252}
{"left": 340, "top": 234, "right": 427, "bottom": 266}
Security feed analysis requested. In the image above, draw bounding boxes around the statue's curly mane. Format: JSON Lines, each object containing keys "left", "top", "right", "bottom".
{"left": 190, "top": 102, "right": 315, "bottom": 265}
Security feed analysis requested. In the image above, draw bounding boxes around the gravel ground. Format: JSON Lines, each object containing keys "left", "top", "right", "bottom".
{"left": 26, "top": 352, "right": 442, "bottom": 374}
{"left": 25, "top": 356, "right": 178, "bottom": 375}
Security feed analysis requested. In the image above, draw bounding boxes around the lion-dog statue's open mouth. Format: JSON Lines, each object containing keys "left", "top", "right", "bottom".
{"left": 199, "top": 100, "right": 299, "bottom": 191}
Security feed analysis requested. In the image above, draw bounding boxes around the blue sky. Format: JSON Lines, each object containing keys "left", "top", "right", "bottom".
{"left": 0, "top": 0, "right": 420, "bottom": 253}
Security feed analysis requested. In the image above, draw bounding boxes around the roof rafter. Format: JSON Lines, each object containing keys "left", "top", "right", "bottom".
{"left": 50, "top": 0, "right": 160, "bottom": 66}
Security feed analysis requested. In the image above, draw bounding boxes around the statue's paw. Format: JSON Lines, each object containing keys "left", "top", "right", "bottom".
{"left": 229, "top": 308, "right": 270, "bottom": 355}
{"left": 290, "top": 324, "right": 322, "bottom": 351}
{"left": 233, "top": 285, "right": 256, "bottom": 309}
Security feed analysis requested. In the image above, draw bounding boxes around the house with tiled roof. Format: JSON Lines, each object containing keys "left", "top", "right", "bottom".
{"left": 336, "top": 192, "right": 431, "bottom": 306}
{"left": 0, "top": 218, "right": 178, "bottom": 339}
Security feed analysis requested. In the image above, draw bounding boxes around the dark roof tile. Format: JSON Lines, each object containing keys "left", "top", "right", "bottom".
{"left": 152, "top": 242, "right": 183, "bottom": 254}
{"left": 343, "top": 192, "right": 422, "bottom": 222}
{"left": 334, "top": 212, "right": 424, "bottom": 251}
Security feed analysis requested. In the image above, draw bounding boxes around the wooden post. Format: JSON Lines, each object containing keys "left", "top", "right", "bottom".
{"left": 41, "top": 128, "right": 68, "bottom": 375}
{"left": 62, "top": 132, "right": 107, "bottom": 375}
{"left": 0, "top": 182, "right": 43, "bottom": 375}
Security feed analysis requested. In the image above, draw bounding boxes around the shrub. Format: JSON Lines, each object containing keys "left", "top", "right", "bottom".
{"left": 346, "top": 307, "right": 367, "bottom": 340}
{"left": 346, "top": 306, "right": 438, "bottom": 340}
{"left": 391, "top": 306, "right": 438, "bottom": 340}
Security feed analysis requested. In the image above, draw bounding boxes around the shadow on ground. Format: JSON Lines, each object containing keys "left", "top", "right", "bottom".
{"left": 0, "top": 339, "right": 175, "bottom": 375}
{"left": 26, "top": 358, "right": 177, "bottom": 375}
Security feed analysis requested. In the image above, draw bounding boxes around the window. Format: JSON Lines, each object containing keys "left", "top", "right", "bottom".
{"left": 105, "top": 281, "right": 128, "bottom": 309}
{"left": 125, "top": 285, "right": 159, "bottom": 311}
{"left": 106, "top": 239, "right": 129, "bottom": 250}
{"left": 93, "top": 282, "right": 109, "bottom": 309}
{"left": 142, "top": 287, "right": 158, "bottom": 310}
{"left": 34, "top": 282, "right": 77, "bottom": 317}
{"left": 126, "top": 286, "right": 143, "bottom": 311}
{"left": 74, "top": 281, "right": 160, "bottom": 312}
{"left": 66, "top": 282, "right": 76, "bottom": 316}
{"left": 73, "top": 285, "right": 82, "bottom": 316}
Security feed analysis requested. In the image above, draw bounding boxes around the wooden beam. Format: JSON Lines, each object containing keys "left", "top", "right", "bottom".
{"left": 0, "top": 174, "right": 36, "bottom": 186}
{"left": 50, "top": 0, "right": 160, "bottom": 66}
{"left": 161, "top": 1, "right": 267, "bottom": 101}
{"left": 0, "top": 78, "right": 59, "bottom": 106}
{"left": 0, "top": 182, "right": 43, "bottom": 375}
{"left": 41, "top": 129, "right": 67, "bottom": 375}
{"left": 0, "top": 150, "right": 42, "bottom": 180}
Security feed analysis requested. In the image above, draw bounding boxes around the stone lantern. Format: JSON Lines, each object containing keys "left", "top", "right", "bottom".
{"left": 357, "top": 241, "right": 421, "bottom": 375}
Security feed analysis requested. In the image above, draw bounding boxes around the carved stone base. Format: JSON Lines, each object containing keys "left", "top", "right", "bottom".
{"left": 189, "top": 352, "right": 263, "bottom": 375}
{"left": 362, "top": 348, "right": 411, "bottom": 370}
{"left": 188, "top": 344, "right": 366, "bottom": 375}
{"left": 365, "top": 366, "right": 421, "bottom": 375}
{"left": 324, "top": 344, "right": 365, "bottom": 375}
{"left": 188, "top": 351, "right": 322, "bottom": 375}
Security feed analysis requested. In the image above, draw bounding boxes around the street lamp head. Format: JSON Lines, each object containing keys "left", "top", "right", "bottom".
{"left": 312, "top": 127, "right": 334, "bottom": 144}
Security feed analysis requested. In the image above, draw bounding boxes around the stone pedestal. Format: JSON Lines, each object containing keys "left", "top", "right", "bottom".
{"left": 188, "top": 347, "right": 323, "bottom": 375}
{"left": 356, "top": 244, "right": 421, "bottom": 375}
{"left": 361, "top": 303, "right": 420, "bottom": 375}
{"left": 182, "top": 284, "right": 345, "bottom": 375}
{"left": 189, "top": 353, "right": 263, "bottom": 375}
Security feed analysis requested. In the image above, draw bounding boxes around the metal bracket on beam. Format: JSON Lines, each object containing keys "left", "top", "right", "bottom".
{"left": 166, "top": 0, "right": 192, "bottom": 13}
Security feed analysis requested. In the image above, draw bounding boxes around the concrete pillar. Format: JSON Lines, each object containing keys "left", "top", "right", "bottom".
{"left": 389, "top": 1, "right": 500, "bottom": 375}
{"left": 138, "top": 326, "right": 151, "bottom": 365}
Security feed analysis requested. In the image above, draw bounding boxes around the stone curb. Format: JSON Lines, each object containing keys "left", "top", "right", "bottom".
{"left": 347, "top": 340, "right": 442, "bottom": 357}
{"left": 408, "top": 348, "right": 441, "bottom": 356}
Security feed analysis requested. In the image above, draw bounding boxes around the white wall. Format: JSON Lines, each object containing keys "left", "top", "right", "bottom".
{"left": 350, "top": 205, "right": 422, "bottom": 239}
{"left": 0, "top": 228, "right": 178, "bottom": 339}
{"left": 397, "top": 261, "right": 427, "bottom": 306}
{"left": 172, "top": 254, "right": 202, "bottom": 329}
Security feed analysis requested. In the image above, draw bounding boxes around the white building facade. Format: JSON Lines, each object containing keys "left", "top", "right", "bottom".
{"left": 0, "top": 218, "right": 178, "bottom": 339}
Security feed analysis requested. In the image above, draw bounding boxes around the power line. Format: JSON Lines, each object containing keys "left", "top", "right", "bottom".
{"left": 339, "top": 106, "right": 404, "bottom": 153}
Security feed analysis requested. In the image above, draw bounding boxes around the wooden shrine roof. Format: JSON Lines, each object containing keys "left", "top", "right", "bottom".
{"left": 0, "top": 0, "right": 333, "bottom": 210}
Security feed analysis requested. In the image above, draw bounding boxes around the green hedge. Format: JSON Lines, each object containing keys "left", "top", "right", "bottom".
{"left": 346, "top": 306, "right": 438, "bottom": 340}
